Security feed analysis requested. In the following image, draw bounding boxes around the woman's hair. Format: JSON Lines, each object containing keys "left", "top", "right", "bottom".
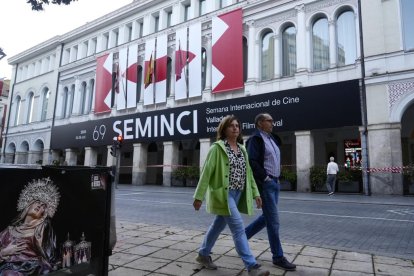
{"left": 216, "top": 115, "right": 244, "bottom": 144}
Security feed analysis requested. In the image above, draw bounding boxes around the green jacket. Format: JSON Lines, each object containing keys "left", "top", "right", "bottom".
{"left": 193, "top": 140, "right": 260, "bottom": 216}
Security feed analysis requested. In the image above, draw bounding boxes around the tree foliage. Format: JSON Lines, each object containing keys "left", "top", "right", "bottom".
{"left": 27, "top": 0, "right": 78, "bottom": 11}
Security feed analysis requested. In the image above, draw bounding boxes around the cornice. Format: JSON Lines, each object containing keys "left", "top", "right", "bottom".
{"left": 305, "top": 0, "right": 352, "bottom": 13}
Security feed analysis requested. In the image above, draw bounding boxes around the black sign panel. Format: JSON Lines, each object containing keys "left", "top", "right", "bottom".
{"left": 0, "top": 166, "right": 111, "bottom": 276}
{"left": 51, "top": 80, "right": 361, "bottom": 149}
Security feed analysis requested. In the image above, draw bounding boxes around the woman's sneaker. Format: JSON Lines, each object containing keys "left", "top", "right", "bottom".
{"left": 196, "top": 254, "right": 217, "bottom": 270}
{"left": 248, "top": 264, "right": 270, "bottom": 276}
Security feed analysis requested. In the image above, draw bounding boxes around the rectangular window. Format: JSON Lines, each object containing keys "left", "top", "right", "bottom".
{"left": 154, "top": 15, "right": 159, "bottom": 32}
{"left": 127, "top": 24, "right": 133, "bottom": 42}
{"left": 184, "top": 4, "right": 190, "bottom": 21}
{"left": 167, "top": 10, "right": 172, "bottom": 27}
{"left": 139, "top": 22, "right": 144, "bottom": 38}
{"left": 103, "top": 33, "right": 109, "bottom": 50}
{"left": 401, "top": 0, "right": 414, "bottom": 51}
{"left": 200, "top": 0, "right": 206, "bottom": 15}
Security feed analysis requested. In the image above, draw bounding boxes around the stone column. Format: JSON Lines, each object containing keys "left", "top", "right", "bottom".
{"left": 204, "top": 34, "right": 212, "bottom": 90}
{"left": 84, "top": 147, "right": 98, "bottom": 167}
{"left": 163, "top": 141, "right": 179, "bottom": 186}
{"left": 247, "top": 21, "right": 257, "bottom": 81}
{"left": 295, "top": 131, "right": 314, "bottom": 192}
{"left": 72, "top": 76, "right": 81, "bottom": 116}
{"left": 132, "top": 143, "right": 148, "bottom": 186}
{"left": 50, "top": 150, "right": 61, "bottom": 165}
{"left": 305, "top": 25, "right": 312, "bottom": 70}
{"left": 55, "top": 83, "right": 64, "bottom": 119}
{"left": 28, "top": 151, "right": 42, "bottom": 164}
{"left": 354, "top": 13, "right": 361, "bottom": 60}
{"left": 85, "top": 80, "right": 93, "bottom": 114}
{"left": 296, "top": 4, "right": 307, "bottom": 72}
{"left": 106, "top": 145, "right": 116, "bottom": 167}
{"left": 367, "top": 123, "right": 403, "bottom": 195}
{"left": 4, "top": 152, "right": 15, "bottom": 164}
{"left": 273, "top": 34, "right": 280, "bottom": 78}
{"left": 199, "top": 138, "right": 211, "bottom": 169}
{"left": 131, "top": 20, "right": 139, "bottom": 40}
{"left": 42, "top": 149, "right": 49, "bottom": 165}
{"left": 27, "top": 151, "right": 37, "bottom": 164}
{"left": 14, "top": 152, "right": 26, "bottom": 164}
{"left": 329, "top": 20, "right": 337, "bottom": 68}
{"left": 65, "top": 149, "right": 78, "bottom": 166}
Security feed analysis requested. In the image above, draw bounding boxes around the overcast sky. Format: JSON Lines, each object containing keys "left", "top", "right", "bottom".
{"left": 0, "top": 0, "right": 133, "bottom": 79}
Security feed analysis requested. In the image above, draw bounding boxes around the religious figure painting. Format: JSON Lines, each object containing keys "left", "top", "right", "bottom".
{"left": 0, "top": 178, "right": 60, "bottom": 275}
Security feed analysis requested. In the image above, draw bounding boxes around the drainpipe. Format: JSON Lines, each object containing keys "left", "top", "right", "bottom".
{"left": 357, "top": 0, "right": 371, "bottom": 196}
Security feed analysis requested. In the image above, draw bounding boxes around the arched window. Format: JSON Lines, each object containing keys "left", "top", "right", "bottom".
{"left": 312, "top": 17, "right": 329, "bottom": 71}
{"left": 261, "top": 31, "right": 274, "bottom": 80}
{"left": 337, "top": 10, "right": 357, "bottom": 66}
{"left": 282, "top": 25, "right": 297, "bottom": 76}
{"left": 201, "top": 48, "right": 207, "bottom": 90}
{"left": 26, "top": 92, "right": 34, "bottom": 124}
{"left": 62, "top": 87, "right": 68, "bottom": 118}
{"left": 401, "top": 0, "right": 414, "bottom": 51}
{"left": 243, "top": 37, "right": 248, "bottom": 82}
{"left": 81, "top": 82, "right": 87, "bottom": 114}
{"left": 40, "top": 87, "right": 50, "bottom": 121}
{"left": 14, "top": 96, "right": 22, "bottom": 126}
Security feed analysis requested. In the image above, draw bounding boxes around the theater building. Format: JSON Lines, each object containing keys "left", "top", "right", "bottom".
{"left": 2, "top": 0, "right": 413, "bottom": 195}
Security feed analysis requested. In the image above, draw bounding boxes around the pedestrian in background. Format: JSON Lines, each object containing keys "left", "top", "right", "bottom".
{"left": 193, "top": 115, "right": 270, "bottom": 276}
{"left": 245, "top": 113, "right": 296, "bottom": 271}
{"left": 326, "top": 156, "right": 339, "bottom": 195}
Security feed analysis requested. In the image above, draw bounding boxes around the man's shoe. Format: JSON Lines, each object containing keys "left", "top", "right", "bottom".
{"left": 273, "top": 256, "right": 296, "bottom": 271}
{"left": 196, "top": 254, "right": 217, "bottom": 270}
{"left": 328, "top": 192, "right": 334, "bottom": 196}
{"left": 248, "top": 264, "right": 270, "bottom": 276}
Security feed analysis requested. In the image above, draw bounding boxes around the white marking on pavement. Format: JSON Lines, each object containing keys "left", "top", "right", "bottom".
{"left": 387, "top": 209, "right": 414, "bottom": 216}
{"left": 281, "top": 211, "right": 414, "bottom": 223}
{"left": 116, "top": 192, "right": 143, "bottom": 196}
{"left": 115, "top": 197, "right": 191, "bottom": 206}
{"left": 115, "top": 196, "right": 414, "bottom": 223}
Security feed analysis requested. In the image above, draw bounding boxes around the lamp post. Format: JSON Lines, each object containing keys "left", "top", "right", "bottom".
{"left": 357, "top": 0, "right": 371, "bottom": 196}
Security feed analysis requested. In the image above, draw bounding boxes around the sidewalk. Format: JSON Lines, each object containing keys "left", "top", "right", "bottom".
{"left": 109, "top": 220, "right": 414, "bottom": 276}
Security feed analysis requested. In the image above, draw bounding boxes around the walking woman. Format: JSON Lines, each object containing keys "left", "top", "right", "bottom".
{"left": 193, "top": 115, "right": 270, "bottom": 276}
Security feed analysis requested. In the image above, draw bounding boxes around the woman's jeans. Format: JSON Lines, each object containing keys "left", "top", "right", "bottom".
{"left": 245, "top": 179, "right": 283, "bottom": 261}
{"left": 199, "top": 189, "right": 257, "bottom": 269}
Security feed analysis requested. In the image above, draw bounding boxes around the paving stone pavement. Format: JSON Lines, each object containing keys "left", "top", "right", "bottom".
{"left": 108, "top": 221, "right": 414, "bottom": 276}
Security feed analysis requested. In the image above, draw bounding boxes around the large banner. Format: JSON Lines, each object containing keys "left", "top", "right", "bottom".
{"left": 51, "top": 80, "right": 362, "bottom": 149}
{"left": 94, "top": 54, "right": 113, "bottom": 114}
{"left": 212, "top": 8, "right": 243, "bottom": 93}
{"left": 0, "top": 166, "right": 112, "bottom": 275}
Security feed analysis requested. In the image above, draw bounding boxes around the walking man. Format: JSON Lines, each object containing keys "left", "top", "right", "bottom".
{"left": 245, "top": 113, "right": 296, "bottom": 271}
{"left": 326, "top": 156, "right": 339, "bottom": 195}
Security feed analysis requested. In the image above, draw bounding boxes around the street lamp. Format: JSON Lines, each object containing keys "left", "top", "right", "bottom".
{"left": 0, "top": 48, "right": 6, "bottom": 60}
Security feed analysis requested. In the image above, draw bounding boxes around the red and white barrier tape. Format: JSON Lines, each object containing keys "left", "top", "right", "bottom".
{"left": 364, "top": 167, "right": 409, "bottom": 173}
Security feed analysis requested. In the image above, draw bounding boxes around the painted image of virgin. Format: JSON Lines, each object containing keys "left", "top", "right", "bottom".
{"left": 0, "top": 178, "right": 60, "bottom": 275}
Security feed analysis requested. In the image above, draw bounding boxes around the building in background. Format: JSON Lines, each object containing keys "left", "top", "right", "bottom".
{"left": 0, "top": 78, "right": 10, "bottom": 152}
{"left": 1, "top": 0, "right": 413, "bottom": 195}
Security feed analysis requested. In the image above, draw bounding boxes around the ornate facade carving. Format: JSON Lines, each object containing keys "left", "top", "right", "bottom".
{"left": 254, "top": 10, "right": 297, "bottom": 28}
{"left": 305, "top": 0, "right": 351, "bottom": 13}
{"left": 388, "top": 80, "right": 414, "bottom": 110}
